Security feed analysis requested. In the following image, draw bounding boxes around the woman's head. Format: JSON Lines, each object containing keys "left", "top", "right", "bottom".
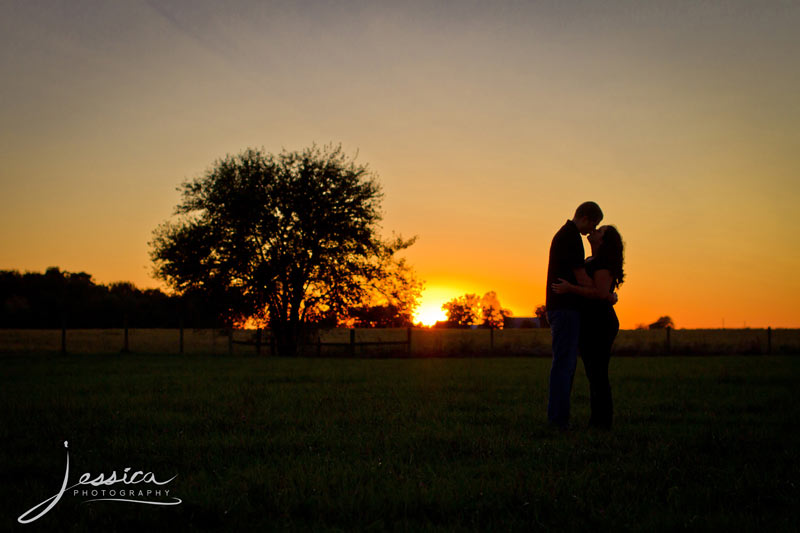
{"left": 592, "top": 225, "right": 625, "bottom": 289}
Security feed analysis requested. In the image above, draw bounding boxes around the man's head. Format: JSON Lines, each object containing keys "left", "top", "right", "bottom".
{"left": 572, "top": 201, "right": 603, "bottom": 235}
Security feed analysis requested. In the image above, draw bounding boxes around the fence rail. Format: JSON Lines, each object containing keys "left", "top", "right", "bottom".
{"left": 1, "top": 326, "right": 798, "bottom": 356}
{"left": 314, "top": 328, "right": 412, "bottom": 356}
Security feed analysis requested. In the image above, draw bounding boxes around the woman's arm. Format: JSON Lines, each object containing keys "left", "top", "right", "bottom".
{"left": 552, "top": 269, "right": 614, "bottom": 300}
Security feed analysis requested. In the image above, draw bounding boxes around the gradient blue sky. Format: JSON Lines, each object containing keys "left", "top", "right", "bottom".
{"left": 1, "top": 0, "right": 799, "bottom": 327}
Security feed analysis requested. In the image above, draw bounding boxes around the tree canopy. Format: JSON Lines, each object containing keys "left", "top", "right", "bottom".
{"left": 534, "top": 305, "right": 549, "bottom": 328}
{"left": 441, "top": 293, "right": 482, "bottom": 327}
{"left": 150, "top": 144, "right": 421, "bottom": 355}
{"left": 649, "top": 316, "right": 675, "bottom": 329}
{"left": 441, "top": 291, "right": 512, "bottom": 328}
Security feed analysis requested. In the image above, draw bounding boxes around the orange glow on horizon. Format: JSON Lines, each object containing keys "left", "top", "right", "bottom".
{"left": 414, "top": 304, "right": 447, "bottom": 327}
{"left": 413, "top": 286, "right": 463, "bottom": 327}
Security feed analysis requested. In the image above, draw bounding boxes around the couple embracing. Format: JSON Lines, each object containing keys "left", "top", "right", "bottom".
{"left": 545, "top": 201, "right": 624, "bottom": 430}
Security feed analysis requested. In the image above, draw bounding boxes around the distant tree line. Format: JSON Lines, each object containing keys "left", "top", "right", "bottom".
{"left": 0, "top": 266, "right": 420, "bottom": 330}
{"left": 0, "top": 267, "right": 221, "bottom": 328}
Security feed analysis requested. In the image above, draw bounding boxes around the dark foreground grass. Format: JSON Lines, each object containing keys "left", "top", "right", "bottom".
{"left": 1, "top": 353, "right": 798, "bottom": 531}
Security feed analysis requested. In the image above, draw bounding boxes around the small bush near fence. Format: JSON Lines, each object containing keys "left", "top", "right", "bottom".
{"left": 1, "top": 327, "right": 798, "bottom": 356}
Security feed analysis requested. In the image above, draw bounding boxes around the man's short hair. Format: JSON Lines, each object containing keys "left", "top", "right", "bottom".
{"left": 575, "top": 201, "right": 603, "bottom": 223}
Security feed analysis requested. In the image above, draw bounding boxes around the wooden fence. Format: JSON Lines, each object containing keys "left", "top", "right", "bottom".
{"left": 1, "top": 326, "right": 799, "bottom": 356}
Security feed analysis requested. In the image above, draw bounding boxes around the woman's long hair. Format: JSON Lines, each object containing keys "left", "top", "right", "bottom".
{"left": 595, "top": 225, "right": 625, "bottom": 290}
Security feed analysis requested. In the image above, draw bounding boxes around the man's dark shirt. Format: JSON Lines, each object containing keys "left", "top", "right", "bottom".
{"left": 546, "top": 220, "right": 585, "bottom": 312}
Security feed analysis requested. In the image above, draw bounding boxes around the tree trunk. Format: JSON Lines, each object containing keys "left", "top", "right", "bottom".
{"left": 272, "top": 319, "right": 299, "bottom": 356}
{"left": 269, "top": 290, "right": 305, "bottom": 356}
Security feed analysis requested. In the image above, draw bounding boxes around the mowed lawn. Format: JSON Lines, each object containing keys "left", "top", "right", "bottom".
{"left": 2, "top": 353, "right": 798, "bottom": 531}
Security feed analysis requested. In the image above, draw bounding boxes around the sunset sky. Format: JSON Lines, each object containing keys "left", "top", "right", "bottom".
{"left": 1, "top": 1, "right": 798, "bottom": 328}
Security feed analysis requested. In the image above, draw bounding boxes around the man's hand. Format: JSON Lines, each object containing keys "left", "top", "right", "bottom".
{"left": 552, "top": 278, "right": 573, "bottom": 294}
{"left": 608, "top": 292, "right": 619, "bottom": 305}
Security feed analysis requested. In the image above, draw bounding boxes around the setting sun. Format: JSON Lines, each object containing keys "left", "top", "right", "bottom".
{"left": 413, "top": 286, "right": 464, "bottom": 327}
{"left": 414, "top": 304, "right": 447, "bottom": 327}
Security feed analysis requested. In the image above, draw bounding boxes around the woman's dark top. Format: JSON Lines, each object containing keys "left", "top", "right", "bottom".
{"left": 584, "top": 256, "right": 614, "bottom": 310}
{"left": 581, "top": 256, "right": 619, "bottom": 341}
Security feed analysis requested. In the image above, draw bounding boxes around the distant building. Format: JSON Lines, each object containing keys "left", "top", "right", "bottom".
{"left": 503, "top": 317, "right": 541, "bottom": 329}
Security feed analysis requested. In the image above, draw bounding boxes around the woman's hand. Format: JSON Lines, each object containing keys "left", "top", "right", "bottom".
{"left": 551, "top": 278, "right": 573, "bottom": 294}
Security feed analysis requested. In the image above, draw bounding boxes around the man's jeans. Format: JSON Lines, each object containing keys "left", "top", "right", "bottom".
{"left": 547, "top": 309, "right": 580, "bottom": 427}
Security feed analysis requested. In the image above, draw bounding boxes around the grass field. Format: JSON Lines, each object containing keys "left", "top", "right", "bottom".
{"left": 2, "top": 353, "right": 799, "bottom": 531}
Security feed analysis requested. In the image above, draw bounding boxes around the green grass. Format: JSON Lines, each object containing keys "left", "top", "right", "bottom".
{"left": 2, "top": 353, "right": 799, "bottom": 531}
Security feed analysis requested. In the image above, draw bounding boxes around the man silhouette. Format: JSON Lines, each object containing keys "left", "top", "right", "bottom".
{"left": 545, "top": 201, "right": 604, "bottom": 428}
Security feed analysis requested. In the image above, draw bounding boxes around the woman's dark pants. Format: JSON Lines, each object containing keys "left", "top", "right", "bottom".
{"left": 579, "top": 309, "right": 619, "bottom": 428}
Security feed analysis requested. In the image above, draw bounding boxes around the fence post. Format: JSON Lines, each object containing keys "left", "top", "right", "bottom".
{"left": 350, "top": 328, "right": 356, "bottom": 357}
{"left": 122, "top": 313, "right": 130, "bottom": 353}
{"left": 489, "top": 327, "right": 494, "bottom": 352}
{"left": 767, "top": 326, "right": 772, "bottom": 355}
{"left": 61, "top": 314, "right": 67, "bottom": 355}
{"left": 407, "top": 326, "right": 412, "bottom": 356}
{"left": 179, "top": 317, "right": 184, "bottom": 354}
{"left": 270, "top": 330, "right": 276, "bottom": 356}
{"left": 228, "top": 329, "right": 233, "bottom": 356}
{"left": 665, "top": 326, "right": 671, "bottom": 354}
{"left": 256, "top": 328, "right": 262, "bottom": 356}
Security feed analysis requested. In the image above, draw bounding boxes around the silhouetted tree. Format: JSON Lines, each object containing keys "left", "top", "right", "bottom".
{"left": 480, "top": 291, "right": 512, "bottom": 329}
{"left": 649, "top": 316, "right": 675, "bottom": 329}
{"left": 534, "top": 305, "right": 549, "bottom": 328}
{"left": 442, "top": 291, "right": 510, "bottom": 328}
{"left": 150, "top": 144, "right": 418, "bottom": 355}
{"left": 338, "top": 254, "right": 423, "bottom": 328}
{"left": 442, "top": 293, "right": 482, "bottom": 327}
